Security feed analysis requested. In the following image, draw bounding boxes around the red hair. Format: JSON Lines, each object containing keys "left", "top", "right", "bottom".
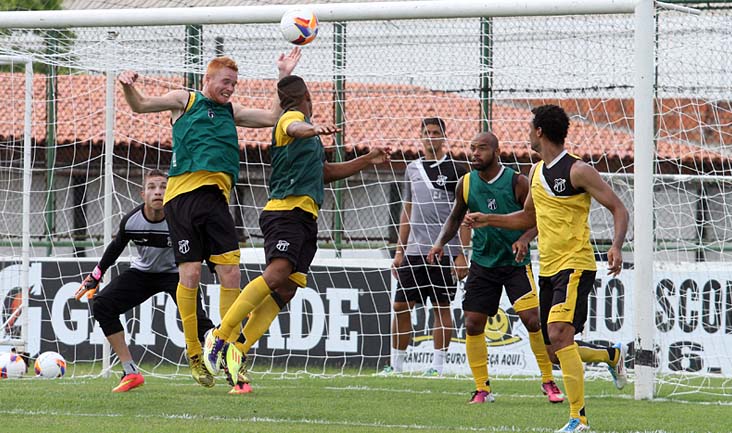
{"left": 206, "top": 56, "right": 238, "bottom": 76}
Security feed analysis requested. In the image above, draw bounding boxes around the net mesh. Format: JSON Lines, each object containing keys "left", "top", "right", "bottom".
{"left": 0, "top": 5, "right": 730, "bottom": 401}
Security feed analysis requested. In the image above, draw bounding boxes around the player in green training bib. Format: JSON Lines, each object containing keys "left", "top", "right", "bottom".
{"left": 463, "top": 106, "right": 629, "bottom": 432}
{"left": 119, "top": 49, "right": 302, "bottom": 391}
{"left": 428, "top": 132, "right": 563, "bottom": 405}
{"left": 205, "top": 75, "right": 391, "bottom": 394}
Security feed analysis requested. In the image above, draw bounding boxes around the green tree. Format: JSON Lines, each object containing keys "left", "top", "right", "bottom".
{"left": 0, "top": 0, "right": 63, "bottom": 10}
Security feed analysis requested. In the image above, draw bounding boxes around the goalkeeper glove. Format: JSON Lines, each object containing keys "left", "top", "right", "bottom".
{"left": 75, "top": 265, "right": 103, "bottom": 300}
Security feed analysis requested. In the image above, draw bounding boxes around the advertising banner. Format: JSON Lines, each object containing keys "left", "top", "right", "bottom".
{"left": 1, "top": 260, "right": 731, "bottom": 375}
{"left": 0, "top": 260, "right": 392, "bottom": 368}
{"left": 399, "top": 264, "right": 732, "bottom": 376}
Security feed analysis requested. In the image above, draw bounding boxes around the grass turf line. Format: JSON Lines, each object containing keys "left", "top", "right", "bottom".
{"left": 1, "top": 371, "right": 730, "bottom": 433}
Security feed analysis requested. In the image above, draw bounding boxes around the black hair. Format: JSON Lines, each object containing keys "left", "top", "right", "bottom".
{"left": 278, "top": 75, "right": 308, "bottom": 111}
{"left": 531, "top": 104, "right": 570, "bottom": 144}
{"left": 421, "top": 117, "right": 446, "bottom": 135}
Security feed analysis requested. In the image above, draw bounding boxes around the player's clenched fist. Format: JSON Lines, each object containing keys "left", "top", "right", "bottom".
{"left": 118, "top": 70, "right": 139, "bottom": 86}
{"left": 74, "top": 265, "right": 103, "bottom": 300}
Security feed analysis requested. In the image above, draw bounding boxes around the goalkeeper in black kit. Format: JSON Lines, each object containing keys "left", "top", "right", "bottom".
{"left": 75, "top": 169, "right": 214, "bottom": 392}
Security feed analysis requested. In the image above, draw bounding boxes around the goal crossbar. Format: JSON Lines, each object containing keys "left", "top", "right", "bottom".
{"left": 0, "top": 0, "right": 639, "bottom": 28}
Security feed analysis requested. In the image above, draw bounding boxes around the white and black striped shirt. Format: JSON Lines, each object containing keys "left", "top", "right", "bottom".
{"left": 98, "top": 204, "right": 176, "bottom": 274}
{"left": 402, "top": 156, "right": 468, "bottom": 256}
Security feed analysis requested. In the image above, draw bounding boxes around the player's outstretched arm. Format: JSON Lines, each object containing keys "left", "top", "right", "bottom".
{"left": 571, "top": 161, "right": 629, "bottom": 276}
{"left": 464, "top": 202, "right": 535, "bottom": 230}
{"left": 287, "top": 121, "right": 339, "bottom": 139}
{"left": 323, "top": 147, "right": 391, "bottom": 183}
{"left": 464, "top": 165, "right": 537, "bottom": 230}
{"left": 233, "top": 47, "right": 302, "bottom": 128}
{"left": 118, "top": 70, "right": 188, "bottom": 114}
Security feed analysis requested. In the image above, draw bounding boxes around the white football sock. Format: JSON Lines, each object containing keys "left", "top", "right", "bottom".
{"left": 122, "top": 360, "right": 139, "bottom": 375}
{"left": 392, "top": 349, "right": 407, "bottom": 372}
{"left": 432, "top": 349, "right": 447, "bottom": 374}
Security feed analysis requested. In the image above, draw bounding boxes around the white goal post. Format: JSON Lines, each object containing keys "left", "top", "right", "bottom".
{"left": 0, "top": 0, "right": 708, "bottom": 403}
{"left": 632, "top": 0, "right": 655, "bottom": 401}
{"left": 0, "top": 56, "right": 32, "bottom": 355}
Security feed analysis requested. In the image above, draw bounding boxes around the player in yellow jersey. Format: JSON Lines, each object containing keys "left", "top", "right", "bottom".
{"left": 204, "top": 75, "right": 391, "bottom": 394}
{"left": 428, "top": 132, "right": 563, "bottom": 404}
{"left": 119, "top": 48, "right": 302, "bottom": 388}
{"left": 465, "top": 105, "right": 629, "bottom": 433}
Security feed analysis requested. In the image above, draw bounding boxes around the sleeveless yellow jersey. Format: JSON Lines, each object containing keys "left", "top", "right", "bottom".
{"left": 531, "top": 151, "right": 596, "bottom": 276}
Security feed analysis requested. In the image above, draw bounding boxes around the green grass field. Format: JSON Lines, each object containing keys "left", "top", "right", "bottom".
{"left": 1, "top": 368, "right": 730, "bottom": 433}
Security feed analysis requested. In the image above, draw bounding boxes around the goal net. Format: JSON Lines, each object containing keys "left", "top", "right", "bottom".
{"left": 0, "top": 1, "right": 730, "bottom": 401}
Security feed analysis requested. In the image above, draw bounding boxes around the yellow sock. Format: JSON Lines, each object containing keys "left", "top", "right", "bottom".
{"left": 219, "top": 286, "right": 240, "bottom": 319}
{"left": 176, "top": 283, "right": 201, "bottom": 357}
{"left": 239, "top": 294, "right": 283, "bottom": 353}
{"left": 466, "top": 333, "right": 490, "bottom": 392}
{"left": 215, "top": 276, "right": 271, "bottom": 342}
{"left": 556, "top": 343, "right": 585, "bottom": 420}
{"left": 232, "top": 340, "right": 247, "bottom": 354}
{"left": 577, "top": 341, "right": 613, "bottom": 364}
{"left": 219, "top": 286, "right": 242, "bottom": 342}
{"left": 529, "top": 330, "right": 554, "bottom": 383}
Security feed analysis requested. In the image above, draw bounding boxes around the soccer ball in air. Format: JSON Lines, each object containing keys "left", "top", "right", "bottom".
{"left": 0, "top": 352, "right": 26, "bottom": 378}
{"left": 34, "top": 351, "right": 66, "bottom": 378}
{"left": 280, "top": 9, "right": 319, "bottom": 46}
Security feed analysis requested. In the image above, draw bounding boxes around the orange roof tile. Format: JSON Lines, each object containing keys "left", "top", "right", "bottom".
{"left": 0, "top": 73, "right": 729, "bottom": 170}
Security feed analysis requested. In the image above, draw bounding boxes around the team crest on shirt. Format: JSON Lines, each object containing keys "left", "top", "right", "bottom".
{"left": 178, "top": 239, "right": 190, "bottom": 254}
{"left": 487, "top": 198, "right": 497, "bottom": 211}
{"left": 276, "top": 240, "right": 290, "bottom": 252}
{"left": 435, "top": 174, "right": 448, "bottom": 187}
{"left": 553, "top": 178, "right": 567, "bottom": 193}
{"left": 207, "top": 108, "right": 215, "bottom": 119}
{"left": 167, "top": 236, "right": 172, "bottom": 247}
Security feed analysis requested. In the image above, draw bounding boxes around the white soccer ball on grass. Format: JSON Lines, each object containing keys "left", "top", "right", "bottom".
{"left": 34, "top": 351, "right": 67, "bottom": 378}
{"left": 0, "top": 352, "right": 26, "bottom": 378}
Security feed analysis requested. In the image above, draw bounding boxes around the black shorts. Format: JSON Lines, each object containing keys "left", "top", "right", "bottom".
{"left": 91, "top": 268, "right": 214, "bottom": 340}
{"left": 164, "top": 185, "right": 239, "bottom": 266}
{"left": 462, "top": 263, "right": 539, "bottom": 316}
{"left": 539, "top": 269, "right": 596, "bottom": 345}
{"left": 260, "top": 208, "right": 318, "bottom": 279}
{"left": 394, "top": 255, "right": 456, "bottom": 305}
